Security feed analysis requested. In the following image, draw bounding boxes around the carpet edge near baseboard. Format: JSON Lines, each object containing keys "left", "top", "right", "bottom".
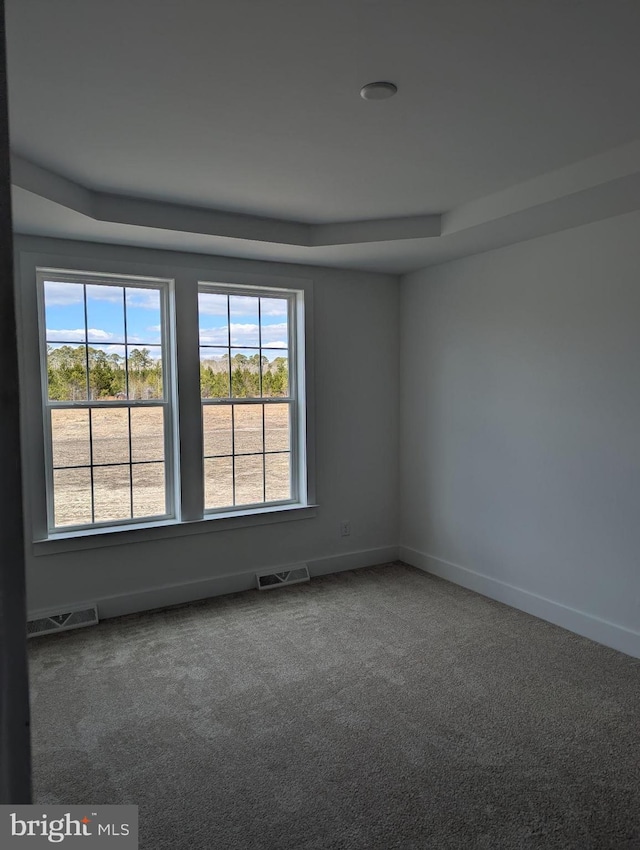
{"left": 400, "top": 545, "right": 640, "bottom": 660}
{"left": 28, "top": 545, "right": 401, "bottom": 622}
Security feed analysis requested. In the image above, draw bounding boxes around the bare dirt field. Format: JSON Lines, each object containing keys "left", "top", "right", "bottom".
{"left": 51, "top": 403, "right": 290, "bottom": 526}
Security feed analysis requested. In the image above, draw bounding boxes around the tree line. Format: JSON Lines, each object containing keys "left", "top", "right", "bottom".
{"left": 47, "top": 346, "right": 288, "bottom": 400}
{"left": 200, "top": 352, "right": 289, "bottom": 398}
{"left": 47, "top": 345, "right": 162, "bottom": 400}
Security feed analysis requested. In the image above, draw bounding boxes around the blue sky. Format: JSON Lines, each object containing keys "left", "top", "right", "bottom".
{"left": 198, "top": 293, "right": 288, "bottom": 354}
{"left": 44, "top": 282, "right": 288, "bottom": 361}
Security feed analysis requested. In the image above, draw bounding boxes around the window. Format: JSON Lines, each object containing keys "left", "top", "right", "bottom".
{"left": 199, "top": 286, "right": 298, "bottom": 511}
{"left": 20, "top": 255, "right": 313, "bottom": 546}
{"left": 38, "top": 270, "right": 175, "bottom": 532}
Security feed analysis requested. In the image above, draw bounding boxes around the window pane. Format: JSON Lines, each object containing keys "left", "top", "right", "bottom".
{"left": 91, "top": 408, "right": 130, "bottom": 466}
{"left": 132, "top": 462, "right": 165, "bottom": 517}
{"left": 229, "top": 295, "right": 259, "bottom": 346}
{"left": 260, "top": 297, "right": 288, "bottom": 348}
{"left": 53, "top": 467, "right": 92, "bottom": 527}
{"left": 93, "top": 465, "right": 131, "bottom": 523}
{"left": 44, "top": 281, "right": 85, "bottom": 343}
{"left": 264, "top": 403, "right": 290, "bottom": 452}
{"left": 88, "top": 344, "right": 126, "bottom": 400}
{"left": 231, "top": 348, "right": 260, "bottom": 397}
{"left": 41, "top": 273, "right": 175, "bottom": 534}
{"left": 261, "top": 352, "right": 289, "bottom": 397}
{"left": 234, "top": 455, "right": 264, "bottom": 506}
{"left": 203, "top": 405, "right": 232, "bottom": 457}
{"left": 126, "top": 287, "right": 162, "bottom": 345}
{"left": 204, "top": 456, "right": 233, "bottom": 509}
{"left": 199, "top": 293, "right": 229, "bottom": 346}
{"left": 86, "top": 284, "right": 125, "bottom": 343}
{"left": 265, "top": 453, "right": 291, "bottom": 502}
{"left": 51, "top": 409, "right": 90, "bottom": 468}
{"left": 200, "top": 349, "right": 230, "bottom": 398}
{"left": 131, "top": 407, "right": 164, "bottom": 462}
{"left": 47, "top": 344, "right": 88, "bottom": 401}
{"left": 127, "top": 345, "right": 163, "bottom": 399}
{"left": 234, "top": 404, "right": 263, "bottom": 455}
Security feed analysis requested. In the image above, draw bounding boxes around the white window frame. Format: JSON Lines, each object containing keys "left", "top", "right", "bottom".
{"left": 36, "top": 268, "right": 178, "bottom": 534}
{"left": 14, "top": 241, "right": 317, "bottom": 553}
{"left": 198, "top": 281, "right": 307, "bottom": 515}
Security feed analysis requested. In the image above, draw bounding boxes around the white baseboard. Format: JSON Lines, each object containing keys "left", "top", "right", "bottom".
{"left": 400, "top": 546, "right": 640, "bottom": 660}
{"left": 29, "top": 545, "right": 399, "bottom": 622}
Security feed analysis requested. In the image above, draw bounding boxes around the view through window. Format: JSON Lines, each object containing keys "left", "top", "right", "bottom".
{"left": 41, "top": 274, "right": 172, "bottom": 530}
{"left": 199, "top": 287, "right": 295, "bottom": 510}
{"left": 35, "top": 267, "right": 307, "bottom": 536}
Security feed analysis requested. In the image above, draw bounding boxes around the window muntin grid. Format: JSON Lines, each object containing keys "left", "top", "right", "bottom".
{"left": 38, "top": 271, "right": 174, "bottom": 532}
{"left": 198, "top": 286, "right": 297, "bottom": 512}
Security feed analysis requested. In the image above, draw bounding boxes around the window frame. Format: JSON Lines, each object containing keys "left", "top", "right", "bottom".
{"left": 15, "top": 242, "right": 316, "bottom": 553}
{"left": 36, "top": 268, "right": 178, "bottom": 534}
{"left": 198, "top": 281, "right": 306, "bottom": 515}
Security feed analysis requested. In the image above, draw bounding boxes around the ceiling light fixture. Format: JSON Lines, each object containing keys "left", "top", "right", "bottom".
{"left": 360, "top": 81, "right": 398, "bottom": 101}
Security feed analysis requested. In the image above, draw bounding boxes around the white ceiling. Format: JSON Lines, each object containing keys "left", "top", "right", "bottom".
{"left": 7, "top": 0, "right": 640, "bottom": 273}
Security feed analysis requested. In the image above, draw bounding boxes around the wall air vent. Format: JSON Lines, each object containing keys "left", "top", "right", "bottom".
{"left": 256, "top": 564, "right": 310, "bottom": 591}
{"left": 27, "top": 605, "right": 99, "bottom": 638}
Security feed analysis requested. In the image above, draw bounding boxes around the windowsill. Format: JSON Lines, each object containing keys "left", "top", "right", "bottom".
{"left": 32, "top": 503, "right": 319, "bottom": 556}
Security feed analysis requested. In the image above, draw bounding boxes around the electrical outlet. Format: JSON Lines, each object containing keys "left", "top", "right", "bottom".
{"left": 340, "top": 521, "right": 351, "bottom": 537}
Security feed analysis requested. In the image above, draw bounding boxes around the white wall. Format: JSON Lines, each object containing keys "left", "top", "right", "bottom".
{"left": 400, "top": 211, "right": 640, "bottom": 657}
{"left": 15, "top": 237, "right": 399, "bottom": 617}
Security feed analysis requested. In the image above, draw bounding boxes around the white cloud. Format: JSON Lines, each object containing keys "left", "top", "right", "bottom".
{"left": 86, "top": 285, "right": 125, "bottom": 304}
{"left": 126, "top": 288, "right": 161, "bottom": 310}
{"left": 87, "top": 285, "right": 160, "bottom": 309}
{"left": 46, "top": 328, "right": 85, "bottom": 342}
{"left": 198, "top": 294, "right": 227, "bottom": 317}
{"left": 198, "top": 294, "right": 288, "bottom": 318}
{"left": 47, "top": 327, "right": 122, "bottom": 343}
{"left": 44, "top": 281, "right": 160, "bottom": 310}
{"left": 260, "top": 300, "right": 288, "bottom": 318}
{"left": 260, "top": 323, "right": 288, "bottom": 347}
{"left": 87, "top": 328, "right": 117, "bottom": 341}
{"left": 199, "top": 327, "right": 228, "bottom": 346}
{"left": 125, "top": 327, "right": 162, "bottom": 344}
{"left": 230, "top": 322, "right": 260, "bottom": 344}
{"left": 199, "top": 322, "right": 287, "bottom": 348}
{"left": 43, "top": 282, "right": 84, "bottom": 307}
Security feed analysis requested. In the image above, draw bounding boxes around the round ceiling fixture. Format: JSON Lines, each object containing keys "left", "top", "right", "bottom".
{"left": 360, "top": 81, "right": 397, "bottom": 101}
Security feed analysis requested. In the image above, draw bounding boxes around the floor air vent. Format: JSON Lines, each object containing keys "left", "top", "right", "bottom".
{"left": 27, "top": 605, "right": 99, "bottom": 638}
{"left": 256, "top": 564, "right": 310, "bottom": 591}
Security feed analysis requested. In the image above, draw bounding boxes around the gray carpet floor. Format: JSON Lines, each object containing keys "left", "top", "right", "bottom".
{"left": 28, "top": 563, "right": 640, "bottom": 849}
